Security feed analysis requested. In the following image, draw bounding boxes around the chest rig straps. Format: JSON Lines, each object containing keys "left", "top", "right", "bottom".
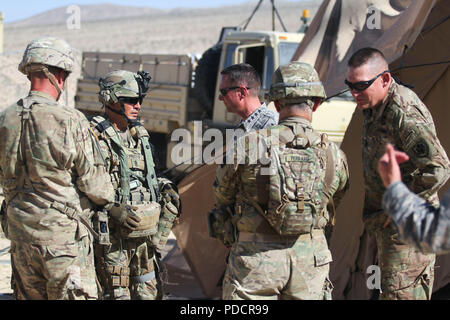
{"left": 129, "top": 124, "right": 160, "bottom": 203}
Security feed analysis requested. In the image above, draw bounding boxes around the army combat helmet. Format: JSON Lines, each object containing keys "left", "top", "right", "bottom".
{"left": 98, "top": 69, "right": 151, "bottom": 125}
{"left": 19, "top": 36, "right": 75, "bottom": 101}
{"left": 267, "top": 61, "right": 326, "bottom": 111}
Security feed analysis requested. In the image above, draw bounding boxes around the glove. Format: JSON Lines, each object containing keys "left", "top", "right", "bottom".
{"left": 159, "top": 179, "right": 181, "bottom": 212}
{"left": 109, "top": 203, "right": 141, "bottom": 230}
{"left": 206, "top": 205, "right": 235, "bottom": 247}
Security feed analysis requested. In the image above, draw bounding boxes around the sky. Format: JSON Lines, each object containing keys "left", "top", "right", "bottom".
{"left": 1, "top": 0, "right": 263, "bottom": 23}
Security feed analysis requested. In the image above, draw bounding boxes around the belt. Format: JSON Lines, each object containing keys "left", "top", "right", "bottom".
{"left": 238, "top": 229, "right": 324, "bottom": 243}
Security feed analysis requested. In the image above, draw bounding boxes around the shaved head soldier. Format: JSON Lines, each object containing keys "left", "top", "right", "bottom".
{"left": 346, "top": 47, "right": 450, "bottom": 299}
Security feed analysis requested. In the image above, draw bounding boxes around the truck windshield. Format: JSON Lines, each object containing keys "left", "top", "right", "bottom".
{"left": 224, "top": 43, "right": 273, "bottom": 90}
{"left": 278, "top": 42, "right": 299, "bottom": 66}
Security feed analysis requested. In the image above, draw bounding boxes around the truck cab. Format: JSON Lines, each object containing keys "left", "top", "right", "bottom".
{"left": 212, "top": 30, "right": 305, "bottom": 125}
{"left": 211, "top": 30, "right": 355, "bottom": 144}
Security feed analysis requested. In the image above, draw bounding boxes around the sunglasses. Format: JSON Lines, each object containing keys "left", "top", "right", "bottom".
{"left": 219, "top": 86, "right": 250, "bottom": 97}
{"left": 120, "top": 97, "right": 142, "bottom": 105}
{"left": 345, "top": 70, "right": 389, "bottom": 92}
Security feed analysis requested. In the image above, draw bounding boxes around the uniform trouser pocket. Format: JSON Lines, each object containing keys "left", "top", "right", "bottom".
{"left": 11, "top": 237, "right": 98, "bottom": 300}
{"left": 376, "top": 224, "right": 435, "bottom": 300}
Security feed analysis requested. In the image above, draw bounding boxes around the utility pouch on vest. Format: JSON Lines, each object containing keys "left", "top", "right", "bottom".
{"left": 119, "top": 202, "right": 161, "bottom": 238}
{"left": 94, "top": 209, "right": 111, "bottom": 246}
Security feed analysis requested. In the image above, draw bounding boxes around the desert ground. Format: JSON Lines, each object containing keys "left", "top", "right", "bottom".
{"left": 0, "top": 0, "right": 320, "bottom": 300}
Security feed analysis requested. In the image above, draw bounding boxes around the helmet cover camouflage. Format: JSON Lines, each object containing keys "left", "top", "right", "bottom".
{"left": 267, "top": 62, "right": 326, "bottom": 103}
{"left": 18, "top": 36, "right": 74, "bottom": 75}
{"left": 98, "top": 70, "right": 151, "bottom": 105}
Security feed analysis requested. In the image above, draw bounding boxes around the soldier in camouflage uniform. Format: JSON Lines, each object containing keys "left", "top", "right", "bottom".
{"left": 219, "top": 63, "right": 278, "bottom": 132}
{"left": 210, "top": 62, "right": 349, "bottom": 300}
{"left": 91, "top": 70, "right": 180, "bottom": 300}
{"left": 346, "top": 47, "right": 450, "bottom": 299}
{"left": 0, "top": 37, "right": 114, "bottom": 300}
{"left": 378, "top": 143, "right": 449, "bottom": 254}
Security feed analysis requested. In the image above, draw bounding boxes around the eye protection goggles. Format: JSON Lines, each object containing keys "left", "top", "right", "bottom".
{"left": 345, "top": 70, "right": 389, "bottom": 92}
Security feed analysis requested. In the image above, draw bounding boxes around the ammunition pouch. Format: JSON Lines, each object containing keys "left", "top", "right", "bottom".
{"left": 206, "top": 205, "right": 235, "bottom": 247}
{"left": 113, "top": 202, "right": 161, "bottom": 239}
{"left": 107, "top": 265, "right": 130, "bottom": 288}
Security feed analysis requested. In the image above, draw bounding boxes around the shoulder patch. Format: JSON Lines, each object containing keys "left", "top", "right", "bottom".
{"left": 411, "top": 138, "right": 430, "bottom": 158}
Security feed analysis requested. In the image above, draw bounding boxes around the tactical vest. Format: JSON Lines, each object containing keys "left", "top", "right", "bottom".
{"left": 90, "top": 116, "right": 161, "bottom": 238}
{"left": 254, "top": 124, "right": 335, "bottom": 236}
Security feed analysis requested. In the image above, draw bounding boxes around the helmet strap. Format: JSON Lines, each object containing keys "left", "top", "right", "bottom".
{"left": 105, "top": 100, "right": 138, "bottom": 128}
{"left": 41, "top": 66, "right": 63, "bottom": 101}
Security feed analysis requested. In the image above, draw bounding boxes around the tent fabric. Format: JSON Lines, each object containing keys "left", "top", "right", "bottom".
{"left": 172, "top": 0, "right": 450, "bottom": 299}
{"left": 172, "top": 164, "right": 226, "bottom": 298}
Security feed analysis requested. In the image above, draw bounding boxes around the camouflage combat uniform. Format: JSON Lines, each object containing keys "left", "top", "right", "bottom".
{"left": 235, "top": 103, "right": 279, "bottom": 132}
{"left": 212, "top": 62, "right": 349, "bottom": 300}
{"left": 383, "top": 182, "right": 450, "bottom": 254}
{"left": 0, "top": 37, "right": 114, "bottom": 300}
{"left": 92, "top": 70, "right": 180, "bottom": 300}
{"left": 362, "top": 80, "right": 450, "bottom": 299}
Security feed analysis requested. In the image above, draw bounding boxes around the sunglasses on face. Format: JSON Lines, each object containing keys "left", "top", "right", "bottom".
{"left": 219, "top": 86, "right": 250, "bottom": 97}
{"left": 345, "top": 70, "right": 389, "bottom": 92}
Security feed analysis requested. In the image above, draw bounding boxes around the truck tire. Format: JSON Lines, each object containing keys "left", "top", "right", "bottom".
{"left": 194, "top": 43, "right": 223, "bottom": 118}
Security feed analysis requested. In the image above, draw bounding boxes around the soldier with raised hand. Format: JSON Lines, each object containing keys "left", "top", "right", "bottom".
{"left": 212, "top": 62, "right": 349, "bottom": 300}
{"left": 219, "top": 63, "right": 278, "bottom": 132}
{"left": 0, "top": 36, "right": 114, "bottom": 300}
{"left": 378, "top": 143, "right": 450, "bottom": 254}
{"left": 346, "top": 47, "right": 450, "bottom": 299}
{"left": 91, "top": 70, "right": 180, "bottom": 300}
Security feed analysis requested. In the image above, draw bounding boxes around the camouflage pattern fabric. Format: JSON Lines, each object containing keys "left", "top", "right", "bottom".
{"left": 10, "top": 235, "right": 97, "bottom": 300}
{"left": 0, "top": 90, "right": 114, "bottom": 300}
{"left": 361, "top": 80, "right": 450, "bottom": 300}
{"left": 222, "top": 230, "right": 334, "bottom": 300}
{"left": 18, "top": 36, "right": 74, "bottom": 75}
{"left": 214, "top": 117, "right": 349, "bottom": 300}
{"left": 95, "top": 228, "right": 160, "bottom": 300}
{"left": 90, "top": 114, "right": 163, "bottom": 300}
{"left": 266, "top": 61, "right": 326, "bottom": 103}
{"left": 383, "top": 182, "right": 450, "bottom": 254}
{"left": 235, "top": 103, "right": 279, "bottom": 133}
{"left": 98, "top": 69, "right": 151, "bottom": 106}
{"left": 151, "top": 177, "right": 180, "bottom": 251}
{"left": 99, "top": 70, "right": 141, "bottom": 104}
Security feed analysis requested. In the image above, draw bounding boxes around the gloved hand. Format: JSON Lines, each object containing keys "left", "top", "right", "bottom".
{"left": 109, "top": 203, "right": 141, "bottom": 230}
{"left": 160, "top": 180, "right": 181, "bottom": 212}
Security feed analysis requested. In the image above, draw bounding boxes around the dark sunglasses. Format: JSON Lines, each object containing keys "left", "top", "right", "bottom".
{"left": 345, "top": 70, "right": 389, "bottom": 92}
{"left": 219, "top": 86, "right": 250, "bottom": 97}
{"left": 120, "top": 97, "right": 142, "bottom": 105}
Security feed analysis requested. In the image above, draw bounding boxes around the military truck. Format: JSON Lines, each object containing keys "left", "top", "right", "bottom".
{"left": 75, "top": 28, "right": 355, "bottom": 181}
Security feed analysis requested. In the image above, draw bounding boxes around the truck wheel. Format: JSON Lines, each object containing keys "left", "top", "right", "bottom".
{"left": 194, "top": 43, "right": 223, "bottom": 118}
